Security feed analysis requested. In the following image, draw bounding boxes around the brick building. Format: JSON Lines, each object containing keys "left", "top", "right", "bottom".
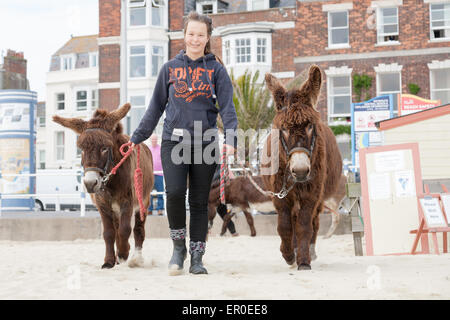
{"left": 294, "top": 0, "right": 450, "bottom": 123}
{"left": 99, "top": 0, "right": 450, "bottom": 128}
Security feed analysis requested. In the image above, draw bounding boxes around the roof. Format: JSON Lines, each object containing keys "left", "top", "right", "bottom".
{"left": 53, "top": 35, "right": 98, "bottom": 56}
{"left": 375, "top": 103, "right": 450, "bottom": 131}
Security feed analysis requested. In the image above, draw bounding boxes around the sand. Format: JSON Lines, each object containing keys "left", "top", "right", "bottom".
{"left": 0, "top": 234, "right": 449, "bottom": 300}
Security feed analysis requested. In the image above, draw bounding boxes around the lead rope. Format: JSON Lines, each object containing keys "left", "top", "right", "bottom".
{"left": 219, "top": 146, "right": 230, "bottom": 204}
{"left": 110, "top": 142, "right": 146, "bottom": 222}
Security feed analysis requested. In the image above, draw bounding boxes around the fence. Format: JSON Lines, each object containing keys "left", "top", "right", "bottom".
{"left": 0, "top": 170, "right": 165, "bottom": 217}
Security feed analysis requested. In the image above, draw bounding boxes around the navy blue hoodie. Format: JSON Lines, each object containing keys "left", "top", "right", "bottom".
{"left": 130, "top": 50, "right": 237, "bottom": 148}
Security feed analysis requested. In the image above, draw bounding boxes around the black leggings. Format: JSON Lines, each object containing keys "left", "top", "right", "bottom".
{"left": 161, "top": 140, "right": 218, "bottom": 242}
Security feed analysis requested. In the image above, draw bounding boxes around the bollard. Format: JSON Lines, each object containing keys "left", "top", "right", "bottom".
{"left": 80, "top": 191, "right": 86, "bottom": 217}
{"left": 55, "top": 187, "right": 60, "bottom": 211}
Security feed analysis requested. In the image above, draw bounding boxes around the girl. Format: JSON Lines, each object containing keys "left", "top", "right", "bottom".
{"left": 130, "top": 11, "right": 237, "bottom": 275}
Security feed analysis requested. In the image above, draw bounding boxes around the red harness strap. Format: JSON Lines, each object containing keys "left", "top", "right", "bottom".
{"left": 110, "top": 142, "right": 146, "bottom": 222}
{"left": 219, "top": 146, "right": 230, "bottom": 205}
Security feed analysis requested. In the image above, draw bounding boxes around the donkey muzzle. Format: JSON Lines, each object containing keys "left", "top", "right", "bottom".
{"left": 289, "top": 152, "right": 311, "bottom": 181}
{"left": 83, "top": 171, "right": 101, "bottom": 193}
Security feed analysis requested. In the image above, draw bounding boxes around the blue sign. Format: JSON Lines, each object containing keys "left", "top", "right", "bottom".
{"left": 351, "top": 95, "right": 394, "bottom": 170}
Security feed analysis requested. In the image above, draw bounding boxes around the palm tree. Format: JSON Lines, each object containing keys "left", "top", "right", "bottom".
{"left": 217, "top": 68, "right": 310, "bottom": 166}
{"left": 231, "top": 69, "right": 274, "bottom": 131}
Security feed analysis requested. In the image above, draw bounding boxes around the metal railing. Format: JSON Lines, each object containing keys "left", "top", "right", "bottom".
{"left": 0, "top": 170, "right": 166, "bottom": 217}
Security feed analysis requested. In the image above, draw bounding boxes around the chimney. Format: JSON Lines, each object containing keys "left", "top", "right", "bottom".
{"left": 3, "top": 50, "right": 27, "bottom": 78}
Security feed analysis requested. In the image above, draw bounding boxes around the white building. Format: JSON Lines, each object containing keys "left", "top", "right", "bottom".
{"left": 44, "top": 35, "right": 99, "bottom": 169}
{"left": 123, "top": 0, "right": 168, "bottom": 140}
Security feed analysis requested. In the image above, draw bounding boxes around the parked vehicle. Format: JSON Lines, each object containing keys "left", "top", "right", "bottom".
{"left": 35, "top": 169, "right": 95, "bottom": 211}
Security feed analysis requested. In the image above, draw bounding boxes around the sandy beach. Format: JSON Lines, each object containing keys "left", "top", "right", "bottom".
{"left": 0, "top": 234, "right": 449, "bottom": 300}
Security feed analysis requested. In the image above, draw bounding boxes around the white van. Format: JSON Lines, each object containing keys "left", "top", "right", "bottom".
{"left": 35, "top": 169, "right": 95, "bottom": 211}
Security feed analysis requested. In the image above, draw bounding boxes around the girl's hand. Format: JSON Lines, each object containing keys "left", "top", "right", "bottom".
{"left": 130, "top": 142, "right": 136, "bottom": 149}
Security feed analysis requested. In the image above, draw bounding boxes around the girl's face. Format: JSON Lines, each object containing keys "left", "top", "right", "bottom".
{"left": 184, "top": 20, "right": 209, "bottom": 58}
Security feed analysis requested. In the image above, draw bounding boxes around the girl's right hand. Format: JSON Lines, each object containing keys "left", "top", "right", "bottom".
{"left": 131, "top": 142, "right": 136, "bottom": 149}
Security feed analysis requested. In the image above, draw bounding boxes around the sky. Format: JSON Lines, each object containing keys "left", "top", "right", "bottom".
{"left": 0, "top": 0, "right": 99, "bottom": 102}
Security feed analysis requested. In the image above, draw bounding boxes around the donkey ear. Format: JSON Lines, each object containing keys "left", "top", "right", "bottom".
{"left": 265, "top": 73, "right": 287, "bottom": 111}
{"left": 52, "top": 115, "right": 87, "bottom": 134}
{"left": 106, "top": 103, "right": 131, "bottom": 130}
{"left": 299, "top": 65, "right": 322, "bottom": 108}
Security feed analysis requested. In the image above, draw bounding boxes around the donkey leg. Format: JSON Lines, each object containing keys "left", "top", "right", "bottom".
{"left": 310, "top": 213, "right": 320, "bottom": 261}
{"left": 243, "top": 210, "right": 256, "bottom": 237}
{"left": 100, "top": 212, "right": 116, "bottom": 269}
{"left": 129, "top": 210, "right": 146, "bottom": 268}
{"left": 323, "top": 199, "right": 341, "bottom": 239}
{"left": 221, "top": 212, "right": 235, "bottom": 236}
{"left": 295, "top": 203, "right": 315, "bottom": 270}
{"left": 276, "top": 203, "right": 295, "bottom": 266}
{"left": 116, "top": 205, "right": 132, "bottom": 264}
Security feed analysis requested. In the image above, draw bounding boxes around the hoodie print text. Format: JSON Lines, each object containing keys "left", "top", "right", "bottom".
{"left": 169, "top": 66, "right": 215, "bottom": 103}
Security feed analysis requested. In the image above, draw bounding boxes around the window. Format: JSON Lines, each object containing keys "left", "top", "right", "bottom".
{"left": 62, "top": 56, "right": 73, "bottom": 70}
{"left": 257, "top": 38, "right": 266, "bottom": 63}
{"left": 224, "top": 40, "right": 230, "bottom": 65}
{"left": 39, "top": 150, "right": 45, "bottom": 169}
{"left": 152, "top": 0, "right": 164, "bottom": 26}
{"left": 235, "top": 38, "right": 251, "bottom": 64}
{"left": 90, "top": 52, "right": 98, "bottom": 67}
{"left": 130, "top": 7, "right": 146, "bottom": 26}
{"left": 431, "top": 68, "right": 450, "bottom": 104}
{"left": 377, "top": 7, "right": 399, "bottom": 43}
{"left": 430, "top": 4, "right": 450, "bottom": 40}
{"left": 377, "top": 72, "right": 401, "bottom": 114}
{"left": 152, "top": 46, "right": 164, "bottom": 77}
{"left": 91, "top": 90, "right": 98, "bottom": 108}
{"left": 196, "top": 1, "right": 216, "bottom": 14}
{"left": 56, "top": 93, "right": 65, "bottom": 110}
{"left": 39, "top": 116, "right": 45, "bottom": 127}
{"left": 202, "top": 4, "right": 213, "bottom": 14}
{"left": 328, "top": 11, "right": 349, "bottom": 46}
{"left": 127, "top": 95, "right": 146, "bottom": 135}
{"left": 251, "top": 0, "right": 266, "bottom": 10}
{"left": 328, "top": 75, "right": 352, "bottom": 118}
{"left": 129, "top": 0, "right": 146, "bottom": 7}
{"left": 223, "top": 33, "right": 271, "bottom": 68}
{"left": 76, "top": 90, "right": 88, "bottom": 111}
{"left": 75, "top": 53, "right": 89, "bottom": 68}
{"left": 130, "top": 45, "right": 146, "bottom": 78}
{"left": 56, "top": 132, "right": 65, "bottom": 161}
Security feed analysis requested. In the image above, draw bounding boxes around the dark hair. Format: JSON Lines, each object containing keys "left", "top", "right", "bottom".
{"left": 183, "top": 11, "right": 224, "bottom": 65}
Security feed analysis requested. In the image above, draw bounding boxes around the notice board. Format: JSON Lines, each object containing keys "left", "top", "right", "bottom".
{"left": 359, "top": 143, "right": 424, "bottom": 255}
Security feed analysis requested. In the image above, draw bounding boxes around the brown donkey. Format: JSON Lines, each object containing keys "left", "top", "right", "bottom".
{"left": 53, "top": 103, "right": 154, "bottom": 269}
{"left": 262, "top": 65, "right": 342, "bottom": 270}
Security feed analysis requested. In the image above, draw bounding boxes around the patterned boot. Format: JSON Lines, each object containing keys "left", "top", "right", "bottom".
{"left": 189, "top": 241, "right": 207, "bottom": 275}
{"left": 168, "top": 228, "right": 187, "bottom": 276}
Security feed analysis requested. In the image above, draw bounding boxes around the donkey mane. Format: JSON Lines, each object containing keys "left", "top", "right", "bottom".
{"left": 278, "top": 95, "right": 321, "bottom": 129}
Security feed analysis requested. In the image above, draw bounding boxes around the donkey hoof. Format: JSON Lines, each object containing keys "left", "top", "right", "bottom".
{"left": 298, "top": 263, "right": 311, "bottom": 271}
{"left": 284, "top": 254, "right": 296, "bottom": 266}
{"left": 101, "top": 262, "right": 115, "bottom": 269}
{"left": 250, "top": 231, "right": 256, "bottom": 237}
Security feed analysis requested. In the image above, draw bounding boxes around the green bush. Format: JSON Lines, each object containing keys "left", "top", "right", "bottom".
{"left": 407, "top": 83, "right": 421, "bottom": 95}
{"left": 329, "top": 125, "right": 351, "bottom": 136}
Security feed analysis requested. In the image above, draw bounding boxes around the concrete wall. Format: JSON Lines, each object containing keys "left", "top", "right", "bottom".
{"left": 0, "top": 212, "right": 351, "bottom": 241}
